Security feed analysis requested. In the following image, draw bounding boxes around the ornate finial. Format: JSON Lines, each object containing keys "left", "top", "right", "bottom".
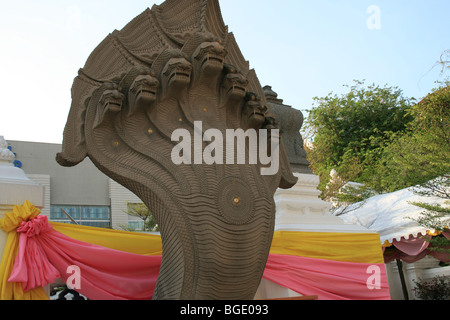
{"left": 263, "top": 85, "right": 284, "bottom": 104}
{"left": 263, "top": 86, "right": 312, "bottom": 174}
{"left": 0, "top": 136, "right": 15, "bottom": 162}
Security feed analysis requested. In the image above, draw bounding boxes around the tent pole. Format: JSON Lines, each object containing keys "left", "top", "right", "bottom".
{"left": 60, "top": 208, "right": 78, "bottom": 225}
{"left": 396, "top": 259, "right": 409, "bottom": 300}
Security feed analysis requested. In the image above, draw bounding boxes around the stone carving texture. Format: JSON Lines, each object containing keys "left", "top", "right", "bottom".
{"left": 263, "top": 86, "right": 312, "bottom": 174}
{"left": 57, "top": 0, "right": 297, "bottom": 300}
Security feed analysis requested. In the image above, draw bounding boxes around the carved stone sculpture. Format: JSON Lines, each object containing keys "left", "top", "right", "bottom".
{"left": 263, "top": 86, "right": 312, "bottom": 174}
{"left": 57, "top": 0, "right": 297, "bottom": 300}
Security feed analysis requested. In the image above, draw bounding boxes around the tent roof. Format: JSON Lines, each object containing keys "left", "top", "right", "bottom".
{"left": 334, "top": 186, "right": 447, "bottom": 244}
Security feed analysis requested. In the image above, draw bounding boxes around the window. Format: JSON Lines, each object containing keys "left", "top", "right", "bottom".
{"left": 50, "top": 205, "right": 111, "bottom": 228}
{"left": 128, "top": 220, "right": 145, "bottom": 231}
{"left": 127, "top": 202, "right": 146, "bottom": 231}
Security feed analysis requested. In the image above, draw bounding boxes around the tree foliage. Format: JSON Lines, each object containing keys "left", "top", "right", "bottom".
{"left": 408, "top": 176, "right": 450, "bottom": 256}
{"left": 368, "top": 82, "right": 450, "bottom": 256}
{"left": 124, "top": 203, "right": 159, "bottom": 232}
{"left": 304, "top": 80, "right": 414, "bottom": 198}
{"left": 387, "top": 83, "right": 449, "bottom": 256}
{"left": 376, "top": 82, "right": 450, "bottom": 192}
{"left": 411, "top": 200, "right": 450, "bottom": 232}
{"left": 413, "top": 276, "right": 450, "bottom": 300}
{"left": 303, "top": 76, "right": 450, "bottom": 256}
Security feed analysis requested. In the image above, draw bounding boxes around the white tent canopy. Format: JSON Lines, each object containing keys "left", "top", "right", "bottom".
{"left": 334, "top": 186, "right": 448, "bottom": 244}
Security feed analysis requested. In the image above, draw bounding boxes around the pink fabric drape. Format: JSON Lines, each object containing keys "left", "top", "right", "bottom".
{"left": 8, "top": 216, "right": 60, "bottom": 292}
{"left": 8, "top": 215, "right": 391, "bottom": 300}
{"left": 8, "top": 216, "right": 161, "bottom": 300}
{"left": 263, "top": 254, "right": 390, "bottom": 300}
{"left": 383, "top": 233, "right": 450, "bottom": 263}
{"left": 383, "top": 247, "right": 428, "bottom": 263}
{"left": 392, "top": 235, "right": 431, "bottom": 256}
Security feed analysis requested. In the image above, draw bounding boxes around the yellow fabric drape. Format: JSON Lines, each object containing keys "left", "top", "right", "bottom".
{"left": 270, "top": 231, "right": 385, "bottom": 264}
{"left": 0, "top": 201, "right": 41, "bottom": 232}
{"left": 51, "top": 222, "right": 162, "bottom": 256}
{"left": 52, "top": 225, "right": 385, "bottom": 264}
{"left": 0, "top": 201, "right": 49, "bottom": 300}
{"left": 1, "top": 201, "right": 386, "bottom": 300}
{"left": 1, "top": 202, "right": 163, "bottom": 300}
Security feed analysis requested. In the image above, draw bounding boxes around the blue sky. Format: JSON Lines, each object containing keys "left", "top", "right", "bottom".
{"left": 1, "top": 0, "right": 449, "bottom": 143}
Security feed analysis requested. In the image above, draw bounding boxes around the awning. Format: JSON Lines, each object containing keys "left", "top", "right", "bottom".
{"left": 335, "top": 185, "right": 450, "bottom": 263}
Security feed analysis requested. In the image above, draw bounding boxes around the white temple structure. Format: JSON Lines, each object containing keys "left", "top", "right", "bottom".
{"left": 0, "top": 136, "right": 44, "bottom": 260}
{"left": 254, "top": 172, "right": 378, "bottom": 299}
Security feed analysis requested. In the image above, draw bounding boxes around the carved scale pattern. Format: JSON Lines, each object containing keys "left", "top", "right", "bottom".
{"left": 57, "top": 0, "right": 297, "bottom": 300}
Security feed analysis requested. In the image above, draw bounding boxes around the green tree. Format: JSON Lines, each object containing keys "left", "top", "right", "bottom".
{"left": 378, "top": 82, "right": 450, "bottom": 256}
{"left": 376, "top": 82, "right": 450, "bottom": 192}
{"left": 409, "top": 176, "right": 450, "bottom": 257}
{"left": 411, "top": 200, "right": 449, "bottom": 247}
{"left": 304, "top": 80, "right": 414, "bottom": 199}
{"left": 124, "top": 202, "right": 159, "bottom": 232}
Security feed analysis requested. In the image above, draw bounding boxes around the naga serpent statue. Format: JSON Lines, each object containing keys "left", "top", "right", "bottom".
{"left": 57, "top": 0, "right": 297, "bottom": 300}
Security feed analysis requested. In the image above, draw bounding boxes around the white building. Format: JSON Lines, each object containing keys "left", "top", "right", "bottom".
{"left": 6, "top": 139, "right": 145, "bottom": 230}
